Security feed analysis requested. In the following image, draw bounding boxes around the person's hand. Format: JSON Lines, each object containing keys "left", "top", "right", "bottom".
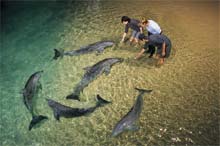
{"left": 154, "top": 55, "right": 159, "bottom": 59}
{"left": 120, "top": 39, "right": 124, "bottom": 43}
{"left": 162, "top": 51, "right": 166, "bottom": 57}
{"left": 134, "top": 56, "right": 139, "bottom": 60}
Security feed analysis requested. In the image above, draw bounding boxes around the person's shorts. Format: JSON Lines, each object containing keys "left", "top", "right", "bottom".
{"left": 131, "top": 30, "right": 141, "bottom": 39}
{"left": 143, "top": 43, "right": 155, "bottom": 53}
{"left": 143, "top": 43, "right": 149, "bottom": 52}
{"left": 156, "top": 44, "right": 172, "bottom": 58}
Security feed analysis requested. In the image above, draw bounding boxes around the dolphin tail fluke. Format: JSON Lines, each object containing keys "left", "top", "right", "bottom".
{"left": 66, "top": 93, "right": 80, "bottom": 101}
{"left": 29, "top": 115, "right": 48, "bottom": 131}
{"left": 53, "top": 48, "right": 64, "bottom": 60}
{"left": 135, "top": 88, "right": 152, "bottom": 94}
{"left": 96, "top": 94, "right": 111, "bottom": 107}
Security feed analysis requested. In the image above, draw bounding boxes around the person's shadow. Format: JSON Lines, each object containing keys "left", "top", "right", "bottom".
{"left": 124, "top": 55, "right": 158, "bottom": 69}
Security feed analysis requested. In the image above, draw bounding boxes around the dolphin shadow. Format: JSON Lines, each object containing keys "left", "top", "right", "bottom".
{"left": 119, "top": 43, "right": 144, "bottom": 54}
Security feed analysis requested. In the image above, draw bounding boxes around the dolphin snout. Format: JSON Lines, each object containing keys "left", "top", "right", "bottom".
{"left": 118, "top": 58, "right": 124, "bottom": 62}
{"left": 111, "top": 131, "right": 120, "bottom": 137}
{"left": 38, "top": 70, "right": 44, "bottom": 73}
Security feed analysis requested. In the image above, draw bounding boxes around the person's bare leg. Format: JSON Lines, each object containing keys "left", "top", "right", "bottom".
{"left": 157, "top": 58, "right": 165, "bottom": 65}
{"left": 134, "top": 48, "right": 145, "bottom": 59}
{"left": 154, "top": 54, "right": 160, "bottom": 59}
{"left": 134, "top": 38, "right": 139, "bottom": 43}
{"left": 134, "top": 38, "right": 140, "bottom": 46}
{"left": 129, "top": 37, "right": 134, "bottom": 45}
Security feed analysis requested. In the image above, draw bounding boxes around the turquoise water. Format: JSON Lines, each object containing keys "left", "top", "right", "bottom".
{"left": 1, "top": 1, "right": 219, "bottom": 146}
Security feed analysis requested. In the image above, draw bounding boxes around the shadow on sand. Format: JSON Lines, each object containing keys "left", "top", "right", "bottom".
{"left": 123, "top": 55, "right": 159, "bottom": 69}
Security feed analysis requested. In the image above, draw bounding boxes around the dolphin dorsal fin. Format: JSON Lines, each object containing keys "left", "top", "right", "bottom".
{"left": 54, "top": 111, "right": 60, "bottom": 121}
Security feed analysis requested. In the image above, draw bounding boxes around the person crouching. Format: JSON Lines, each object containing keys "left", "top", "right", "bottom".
{"left": 135, "top": 33, "right": 172, "bottom": 65}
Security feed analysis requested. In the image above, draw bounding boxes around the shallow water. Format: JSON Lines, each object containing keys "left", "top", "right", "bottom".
{"left": 0, "top": 0, "right": 219, "bottom": 146}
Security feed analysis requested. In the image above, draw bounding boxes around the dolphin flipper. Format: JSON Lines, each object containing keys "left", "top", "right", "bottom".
{"left": 96, "top": 48, "right": 104, "bottom": 55}
{"left": 54, "top": 110, "right": 60, "bottom": 121}
{"left": 20, "top": 89, "right": 25, "bottom": 94}
{"left": 66, "top": 93, "right": 80, "bottom": 101}
{"left": 104, "top": 66, "right": 111, "bottom": 75}
{"left": 37, "top": 82, "right": 42, "bottom": 90}
{"left": 96, "top": 94, "right": 111, "bottom": 107}
{"left": 29, "top": 115, "right": 48, "bottom": 131}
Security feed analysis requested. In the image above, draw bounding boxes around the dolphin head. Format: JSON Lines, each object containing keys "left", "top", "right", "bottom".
{"left": 104, "top": 41, "right": 114, "bottom": 47}
{"left": 111, "top": 122, "right": 126, "bottom": 137}
{"left": 33, "top": 70, "right": 43, "bottom": 79}
{"left": 111, "top": 130, "right": 122, "bottom": 137}
{"left": 31, "top": 70, "right": 43, "bottom": 84}
{"left": 109, "top": 58, "right": 124, "bottom": 65}
{"left": 117, "top": 58, "right": 124, "bottom": 63}
{"left": 46, "top": 98, "right": 54, "bottom": 107}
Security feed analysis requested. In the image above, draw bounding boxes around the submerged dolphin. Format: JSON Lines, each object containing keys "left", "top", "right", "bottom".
{"left": 47, "top": 95, "right": 111, "bottom": 120}
{"left": 111, "top": 88, "right": 152, "bottom": 137}
{"left": 66, "top": 57, "right": 123, "bottom": 101}
{"left": 53, "top": 41, "right": 114, "bottom": 59}
{"left": 21, "top": 71, "right": 48, "bottom": 130}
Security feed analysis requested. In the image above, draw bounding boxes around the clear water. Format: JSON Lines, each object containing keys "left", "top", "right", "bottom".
{"left": 1, "top": 1, "right": 219, "bottom": 146}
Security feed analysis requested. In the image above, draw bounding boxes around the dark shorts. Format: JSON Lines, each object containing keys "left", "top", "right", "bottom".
{"left": 157, "top": 44, "right": 172, "bottom": 58}
{"left": 131, "top": 30, "right": 141, "bottom": 39}
{"left": 143, "top": 43, "right": 149, "bottom": 51}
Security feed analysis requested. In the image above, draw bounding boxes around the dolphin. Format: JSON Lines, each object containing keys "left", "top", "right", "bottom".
{"left": 47, "top": 95, "right": 111, "bottom": 120}
{"left": 111, "top": 88, "right": 152, "bottom": 137}
{"left": 66, "top": 57, "right": 123, "bottom": 101}
{"left": 53, "top": 40, "right": 114, "bottom": 59}
{"left": 21, "top": 71, "right": 48, "bottom": 131}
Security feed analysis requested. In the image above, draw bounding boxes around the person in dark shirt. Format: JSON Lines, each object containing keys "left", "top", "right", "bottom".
{"left": 135, "top": 34, "right": 172, "bottom": 65}
{"left": 120, "top": 16, "right": 142, "bottom": 45}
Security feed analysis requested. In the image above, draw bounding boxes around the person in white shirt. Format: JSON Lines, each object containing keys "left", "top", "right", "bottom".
{"left": 140, "top": 18, "right": 162, "bottom": 58}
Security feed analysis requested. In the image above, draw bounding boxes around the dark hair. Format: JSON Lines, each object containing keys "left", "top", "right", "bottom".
{"left": 138, "top": 34, "right": 147, "bottom": 40}
{"left": 121, "top": 16, "right": 131, "bottom": 23}
{"left": 141, "top": 17, "right": 148, "bottom": 24}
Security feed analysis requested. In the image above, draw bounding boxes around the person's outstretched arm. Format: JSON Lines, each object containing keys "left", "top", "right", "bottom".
{"left": 134, "top": 48, "right": 145, "bottom": 59}
{"left": 140, "top": 26, "right": 143, "bottom": 34}
{"left": 121, "top": 33, "right": 127, "bottom": 43}
{"left": 121, "top": 24, "right": 129, "bottom": 43}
